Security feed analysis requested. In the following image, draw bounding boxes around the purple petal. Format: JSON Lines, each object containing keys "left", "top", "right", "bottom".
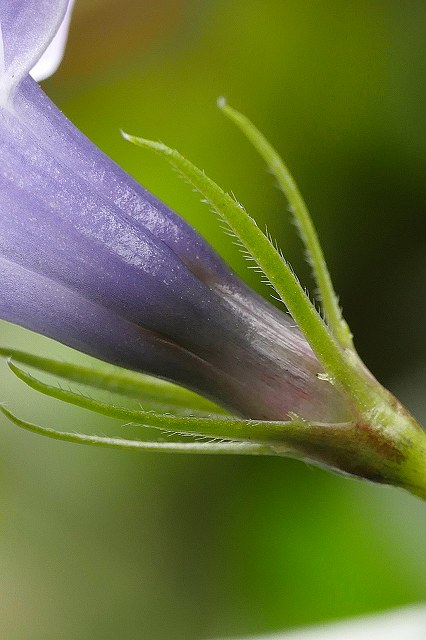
{"left": 15, "top": 76, "right": 235, "bottom": 285}
{"left": 0, "top": 75, "right": 349, "bottom": 421}
{"left": 0, "top": 256, "right": 243, "bottom": 403}
{"left": 0, "top": 0, "right": 69, "bottom": 101}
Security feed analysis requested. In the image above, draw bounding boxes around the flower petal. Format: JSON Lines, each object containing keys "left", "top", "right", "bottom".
{"left": 30, "top": 0, "right": 75, "bottom": 82}
{"left": 0, "top": 77, "right": 349, "bottom": 423}
{"left": 14, "top": 76, "right": 235, "bottom": 285}
{"left": 0, "top": 0, "right": 69, "bottom": 102}
{"left": 0, "top": 256, "right": 239, "bottom": 404}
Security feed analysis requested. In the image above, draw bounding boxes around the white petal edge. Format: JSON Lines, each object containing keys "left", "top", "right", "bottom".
{"left": 0, "top": 0, "right": 70, "bottom": 106}
{"left": 30, "top": 0, "right": 75, "bottom": 82}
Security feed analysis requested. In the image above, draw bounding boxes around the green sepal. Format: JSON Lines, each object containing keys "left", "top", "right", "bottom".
{"left": 0, "top": 347, "right": 226, "bottom": 415}
{"left": 0, "top": 406, "right": 272, "bottom": 456}
{"left": 6, "top": 360, "right": 307, "bottom": 444}
{"left": 121, "top": 130, "right": 383, "bottom": 411}
{"left": 217, "top": 98, "right": 353, "bottom": 350}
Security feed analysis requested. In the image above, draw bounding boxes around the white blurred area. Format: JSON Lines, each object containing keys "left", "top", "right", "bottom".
{"left": 30, "top": 0, "right": 75, "bottom": 81}
{"left": 216, "top": 605, "right": 426, "bottom": 640}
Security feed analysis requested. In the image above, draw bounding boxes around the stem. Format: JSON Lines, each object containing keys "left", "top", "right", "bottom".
{"left": 400, "top": 430, "right": 426, "bottom": 500}
{"left": 361, "top": 394, "right": 426, "bottom": 499}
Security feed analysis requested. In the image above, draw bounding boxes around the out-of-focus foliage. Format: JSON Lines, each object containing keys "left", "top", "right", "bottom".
{"left": 0, "top": 1, "right": 425, "bottom": 638}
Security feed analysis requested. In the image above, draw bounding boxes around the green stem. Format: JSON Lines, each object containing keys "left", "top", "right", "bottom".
{"left": 399, "top": 430, "right": 426, "bottom": 500}
{"left": 360, "top": 394, "right": 426, "bottom": 499}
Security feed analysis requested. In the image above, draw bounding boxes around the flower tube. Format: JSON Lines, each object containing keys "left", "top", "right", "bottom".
{"left": 0, "top": 0, "right": 348, "bottom": 423}
{"left": 2, "top": 1, "right": 425, "bottom": 499}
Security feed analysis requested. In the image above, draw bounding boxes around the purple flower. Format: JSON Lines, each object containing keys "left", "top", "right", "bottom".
{"left": 0, "top": 0, "right": 348, "bottom": 422}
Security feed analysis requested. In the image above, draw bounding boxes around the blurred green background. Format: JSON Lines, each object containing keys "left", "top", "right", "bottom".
{"left": 0, "top": 1, "right": 425, "bottom": 638}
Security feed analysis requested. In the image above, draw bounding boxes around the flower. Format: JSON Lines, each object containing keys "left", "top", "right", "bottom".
{"left": 0, "top": 0, "right": 346, "bottom": 423}
{"left": 29, "top": 0, "right": 75, "bottom": 82}
{"left": 1, "top": 1, "right": 425, "bottom": 499}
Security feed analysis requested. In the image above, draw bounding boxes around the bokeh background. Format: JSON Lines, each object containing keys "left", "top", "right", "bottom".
{"left": 1, "top": 1, "right": 425, "bottom": 638}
